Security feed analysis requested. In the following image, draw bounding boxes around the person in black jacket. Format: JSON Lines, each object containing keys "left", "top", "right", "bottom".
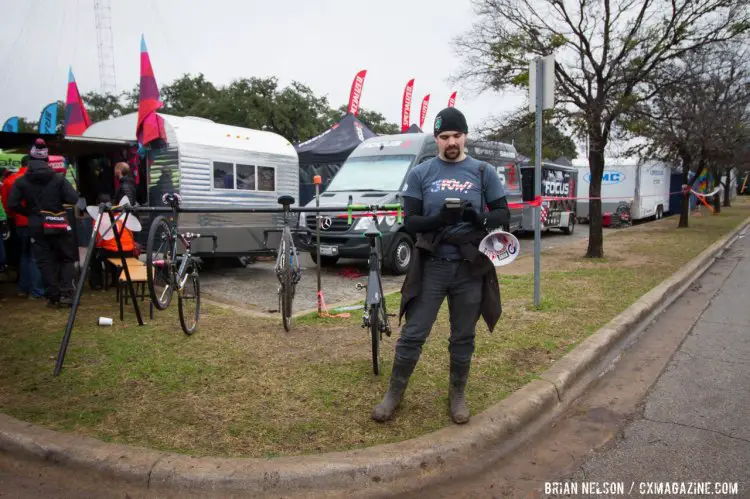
{"left": 114, "top": 162, "right": 137, "bottom": 205}
{"left": 9, "top": 139, "right": 80, "bottom": 307}
{"left": 371, "top": 108, "right": 510, "bottom": 424}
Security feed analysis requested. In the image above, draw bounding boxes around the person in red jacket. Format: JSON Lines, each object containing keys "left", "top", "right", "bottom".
{"left": 0, "top": 156, "right": 45, "bottom": 298}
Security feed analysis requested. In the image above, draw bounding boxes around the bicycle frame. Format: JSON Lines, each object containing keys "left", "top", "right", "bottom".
{"left": 271, "top": 204, "right": 301, "bottom": 283}
{"left": 359, "top": 212, "right": 390, "bottom": 335}
{"left": 365, "top": 231, "right": 384, "bottom": 308}
{"left": 156, "top": 199, "right": 216, "bottom": 299}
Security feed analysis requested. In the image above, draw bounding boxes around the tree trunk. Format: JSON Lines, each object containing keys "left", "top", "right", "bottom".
{"left": 585, "top": 132, "right": 605, "bottom": 258}
{"left": 711, "top": 167, "right": 721, "bottom": 214}
{"left": 679, "top": 164, "right": 691, "bottom": 228}
{"left": 723, "top": 168, "right": 732, "bottom": 207}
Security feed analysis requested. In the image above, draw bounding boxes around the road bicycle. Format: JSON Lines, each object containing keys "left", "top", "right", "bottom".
{"left": 146, "top": 193, "right": 217, "bottom": 335}
{"left": 352, "top": 203, "right": 402, "bottom": 375}
{"left": 262, "top": 195, "right": 302, "bottom": 331}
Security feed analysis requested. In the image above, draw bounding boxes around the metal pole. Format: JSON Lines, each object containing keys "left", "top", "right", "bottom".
{"left": 314, "top": 176, "right": 322, "bottom": 315}
{"left": 110, "top": 209, "right": 144, "bottom": 325}
{"left": 534, "top": 57, "right": 544, "bottom": 307}
{"left": 54, "top": 209, "right": 104, "bottom": 376}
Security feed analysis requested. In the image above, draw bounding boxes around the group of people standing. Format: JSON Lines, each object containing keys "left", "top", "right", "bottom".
{"left": 0, "top": 139, "right": 137, "bottom": 307}
{"left": 1, "top": 139, "right": 76, "bottom": 306}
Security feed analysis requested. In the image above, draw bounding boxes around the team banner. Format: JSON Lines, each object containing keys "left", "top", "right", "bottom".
{"left": 419, "top": 94, "right": 430, "bottom": 129}
{"left": 2, "top": 116, "right": 19, "bottom": 132}
{"left": 137, "top": 35, "right": 167, "bottom": 146}
{"left": 347, "top": 69, "right": 367, "bottom": 116}
{"left": 64, "top": 68, "right": 92, "bottom": 136}
{"left": 448, "top": 91, "right": 457, "bottom": 107}
{"left": 39, "top": 102, "right": 58, "bottom": 134}
{"left": 401, "top": 78, "right": 415, "bottom": 132}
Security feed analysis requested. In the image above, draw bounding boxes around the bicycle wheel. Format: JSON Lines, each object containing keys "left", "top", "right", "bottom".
{"left": 280, "top": 271, "right": 294, "bottom": 332}
{"left": 146, "top": 215, "right": 174, "bottom": 311}
{"left": 178, "top": 270, "right": 200, "bottom": 335}
{"left": 369, "top": 304, "right": 381, "bottom": 375}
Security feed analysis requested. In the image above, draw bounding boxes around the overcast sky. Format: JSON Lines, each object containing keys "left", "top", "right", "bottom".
{"left": 0, "top": 0, "right": 533, "bottom": 136}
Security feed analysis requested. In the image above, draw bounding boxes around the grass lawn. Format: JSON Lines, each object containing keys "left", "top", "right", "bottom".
{"left": 1, "top": 200, "right": 748, "bottom": 458}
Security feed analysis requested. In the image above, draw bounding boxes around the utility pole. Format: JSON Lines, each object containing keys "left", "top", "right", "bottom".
{"left": 94, "top": 0, "right": 117, "bottom": 94}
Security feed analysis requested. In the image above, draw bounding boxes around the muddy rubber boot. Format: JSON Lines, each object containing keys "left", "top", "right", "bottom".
{"left": 449, "top": 360, "right": 471, "bottom": 424}
{"left": 372, "top": 358, "right": 417, "bottom": 422}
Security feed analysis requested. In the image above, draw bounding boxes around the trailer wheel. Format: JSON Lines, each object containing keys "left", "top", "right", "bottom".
{"left": 562, "top": 216, "right": 575, "bottom": 235}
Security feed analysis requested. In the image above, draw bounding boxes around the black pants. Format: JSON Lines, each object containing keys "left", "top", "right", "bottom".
{"left": 396, "top": 259, "right": 483, "bottom": 365}
{"left": 89, "top": 249, "right": 135, "bottom": 289}
{"left": 31, "top": 231, "right": 77, "bottom": 302}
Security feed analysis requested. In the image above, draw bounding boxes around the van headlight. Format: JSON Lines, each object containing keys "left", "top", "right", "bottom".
{"left": 355, "top": 216, "right": 373, "bottom": 231}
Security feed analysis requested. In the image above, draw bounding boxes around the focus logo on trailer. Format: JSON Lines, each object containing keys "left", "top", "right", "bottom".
{"left": 543, "top": 181, "right": 570, "bottom": 197}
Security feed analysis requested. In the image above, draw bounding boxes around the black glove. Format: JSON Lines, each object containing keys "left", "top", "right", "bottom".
{"left": 439, "top": 202, "right": 463, "bottom": 225}
{"left": 461, "top": 203, "right": 485, "bottom": 227}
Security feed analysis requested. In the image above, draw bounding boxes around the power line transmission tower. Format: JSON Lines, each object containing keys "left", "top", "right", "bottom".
{"left": 94, "top": 0, "right": 117, "bottom": 94}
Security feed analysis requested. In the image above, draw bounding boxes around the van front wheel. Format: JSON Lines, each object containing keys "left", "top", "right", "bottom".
{"left": 385, "top": 233, "right": 413, "bottom": 275}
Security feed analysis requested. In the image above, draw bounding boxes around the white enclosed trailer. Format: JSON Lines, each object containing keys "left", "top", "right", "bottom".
{"left": 81, "top": 112, "right": 299, "bottom": 257}
{"left": 574, "top": 158, "right": 672, "bottom": 222}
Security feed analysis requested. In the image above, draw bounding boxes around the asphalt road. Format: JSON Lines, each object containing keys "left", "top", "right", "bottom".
{"left": 397, "top": 226, "right": 750, "bottom": 499}
{"left": 198, "top": 222, "right": 606, "bottom": 315}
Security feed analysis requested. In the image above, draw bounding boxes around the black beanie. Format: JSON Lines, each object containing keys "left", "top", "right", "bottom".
{"left": 433, "top": 107, "right": 468, "bottom": 137}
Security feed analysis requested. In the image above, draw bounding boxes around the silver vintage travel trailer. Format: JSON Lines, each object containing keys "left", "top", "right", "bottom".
{"left": 78, "top": 113, "right": 299, "bottom": 258}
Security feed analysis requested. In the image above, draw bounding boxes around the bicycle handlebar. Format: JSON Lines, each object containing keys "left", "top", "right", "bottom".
{"left": 345, "top": 203, "right": 403, "bottom": 225}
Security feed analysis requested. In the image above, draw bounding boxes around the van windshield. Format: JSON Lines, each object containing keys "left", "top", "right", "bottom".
{"left": 326, "top": 155, "right": 415, "bottom": 192}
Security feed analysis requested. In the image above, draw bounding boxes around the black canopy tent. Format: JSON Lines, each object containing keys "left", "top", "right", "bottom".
{"left": 404, "top": 124, "right": 423, "bottom": 133}
{"left": 295, "top": 113, "right": 375, "bottom": 206}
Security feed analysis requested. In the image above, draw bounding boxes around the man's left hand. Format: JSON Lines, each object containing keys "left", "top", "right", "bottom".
{"left": 461, "top": 204, "right": 483, "bottom": 226}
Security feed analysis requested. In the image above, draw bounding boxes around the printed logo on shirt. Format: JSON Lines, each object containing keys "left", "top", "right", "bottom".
{"left": 429, "top": 179, "right": 474, "bottom": 194}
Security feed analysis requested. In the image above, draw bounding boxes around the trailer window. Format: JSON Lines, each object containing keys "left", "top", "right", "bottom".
{"left": 236, "top": 164, "right": 256, "bottom": 190}
{"left": 258, "top": 166, "right": 275, "bottom": 191}
{"left": 213, "top": 162, "right": 234, "bottom": 189}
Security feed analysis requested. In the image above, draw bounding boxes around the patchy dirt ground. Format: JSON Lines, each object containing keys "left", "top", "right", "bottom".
{"left": 199, "top": 222, "right": 612, "bottom": 315}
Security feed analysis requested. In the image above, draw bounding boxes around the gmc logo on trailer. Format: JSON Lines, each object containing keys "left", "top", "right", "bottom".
{"left": 543, "top": 181, "right": 570, "bottom": 196}
{"left": 584, "top": 171, "right": 625, "bottom": 185}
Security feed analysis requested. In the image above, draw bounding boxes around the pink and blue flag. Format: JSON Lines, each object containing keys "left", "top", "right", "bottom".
{"left": 136, "top": 35, "right": 167, "bottom": 147}
{"left": 64, "top": 68, "right": 92, "bottom": 136}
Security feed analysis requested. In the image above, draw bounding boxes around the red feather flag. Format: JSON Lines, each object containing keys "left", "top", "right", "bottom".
{"left": 401, "top": 79, "right": 415, "bottom": 132}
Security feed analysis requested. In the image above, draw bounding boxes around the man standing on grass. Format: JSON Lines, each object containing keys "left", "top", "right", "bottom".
{"left": 372, "top": 108, "right": 510, "bottom": 424}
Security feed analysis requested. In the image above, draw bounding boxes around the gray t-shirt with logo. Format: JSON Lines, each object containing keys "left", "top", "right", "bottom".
{"left": 402, "top": 155, "right": 506, "bottom": 260}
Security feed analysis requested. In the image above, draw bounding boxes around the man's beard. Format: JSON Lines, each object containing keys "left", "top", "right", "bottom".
{"left": 444, "top": 146, "right": 461, "bottom": 160}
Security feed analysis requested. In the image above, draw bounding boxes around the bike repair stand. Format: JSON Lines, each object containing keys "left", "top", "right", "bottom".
{"left": 54, "top": 204, "right": 144, "bottom": 376}
{"left": 314, "top": 175, "right": 322, "bottom": 315}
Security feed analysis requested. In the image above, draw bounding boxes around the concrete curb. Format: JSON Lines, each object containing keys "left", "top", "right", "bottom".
{"left": 2, "top": 217, "right": 749, "bottom": 497}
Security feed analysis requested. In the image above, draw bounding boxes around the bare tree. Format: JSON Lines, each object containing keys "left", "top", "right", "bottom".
{"left": 619, "top": 44, "right": 750, "bottom": 226}
{"left": 455, "top": 0, "right": 749, "bottom": 257}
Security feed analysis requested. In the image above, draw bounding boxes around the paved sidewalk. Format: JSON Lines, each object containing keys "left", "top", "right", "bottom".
{"left": 556, "top": 233, "right": 750, "bottom": 497}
